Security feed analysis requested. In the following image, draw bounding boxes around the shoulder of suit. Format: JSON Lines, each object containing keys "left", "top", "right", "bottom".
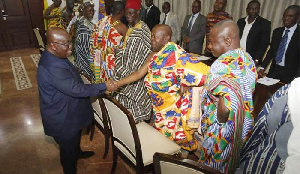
{"left": 256, "top": 16, "right": 271, "bottom": 24}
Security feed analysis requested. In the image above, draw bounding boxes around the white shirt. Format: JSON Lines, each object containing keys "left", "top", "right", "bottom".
{"left": 188, "top": 12, "right": 199, "bottom": 32}
{"left": 240, "top": 16, "right": 256, "bottom": 51}
{"left": 278, "top": 23, "right": 297, "bottom": 66}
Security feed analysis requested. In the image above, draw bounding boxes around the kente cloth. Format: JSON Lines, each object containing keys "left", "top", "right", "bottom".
{"left": 113, "top": 21, "right": 152, "bottom": 122}
{"left": 145, "top": 42, "right": 210, "bottom": 151}
{"left": 89, "top": 16, "right": 123, "bottom": 83}
{"left": 74, "top": 17, "right": 95, "bottom": 81}
{"left": 200, "top": 48, "right": 257, "bottom": 173}
{"left": 205, "top": 12, "right": 232, "bottom": 52}
{"left": 238, "top": 84, "right": 290, "bottom": 174}
{"left": 47, "top": 7, "right": 65, "bottom": 29}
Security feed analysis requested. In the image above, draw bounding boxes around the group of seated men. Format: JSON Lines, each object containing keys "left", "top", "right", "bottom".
{"left": 41, "top": 0, "right": 299, "bottom": 173}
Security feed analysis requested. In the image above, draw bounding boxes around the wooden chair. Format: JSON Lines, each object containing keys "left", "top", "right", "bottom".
{"left": 153, "top": 153, "right": 222, "bottom": 174}
{"left": 79, "top": 71, "right": 110, "bottom": 159}
{"left": 102, "top": 95, "right": 181, "bottom": 174}
{"left": 33, "top": 28, "right": 45, "bottom": 54}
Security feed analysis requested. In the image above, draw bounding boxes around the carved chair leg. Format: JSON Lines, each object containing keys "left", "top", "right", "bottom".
{"left": 111, "top": 146, "right": 118, "bottom": 174}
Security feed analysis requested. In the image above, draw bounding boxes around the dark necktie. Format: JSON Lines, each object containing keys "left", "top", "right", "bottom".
{"left": 275, "top": 29, "right": 290, "bottom": 64}
{"left": 187, "top": 15, "right": 195, "bottom": 36}
{"left": 162, "top": 14, "right": 167, "bottom": 24}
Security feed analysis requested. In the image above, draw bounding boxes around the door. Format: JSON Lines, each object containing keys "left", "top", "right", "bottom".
{"left": 0, "top": 0, "right": 35, "bottom": 51}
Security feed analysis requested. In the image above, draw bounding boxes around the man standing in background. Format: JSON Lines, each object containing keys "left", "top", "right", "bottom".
{"left": 181, "top": 0, "right": 206, "bottom": 54}
{"left": 160, "top": 2, "right": 181, "bottom": 44}
{"left": 237, "top": 0, "right": 271, "bottom": 65}
{"left": 144, "top": 0, "right": 161, "bottom": 30}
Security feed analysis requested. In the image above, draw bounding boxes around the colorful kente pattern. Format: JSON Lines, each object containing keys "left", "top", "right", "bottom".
{"left": 145, "top": 42, "right": 210, "bottom": 151}
{"left": 200, "top": 48, "right": 257, "bottom": 173}
{"left": 89, "top": 16, "right": 123, "bottom": 83}
{"left": 47, "top": 7, "right": 65, "bottom": 29}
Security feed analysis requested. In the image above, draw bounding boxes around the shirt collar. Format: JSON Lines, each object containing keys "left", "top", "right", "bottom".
{"left": 192, "top": 12, "right": 200, "bottom": 18}
{"left": 285, "top": 23, "right": 297, "bottom": 32}
{"left": 245, "top": 16, "right": 257, "bottom": 24}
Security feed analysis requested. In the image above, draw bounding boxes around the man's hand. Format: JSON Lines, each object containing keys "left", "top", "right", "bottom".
{"left": 105, "top": 79, "right": 118, "bottom": 92}
{"left": 258, "top": 69, "right": 266, "bottom": 78}
{"left": 217, "top": 96, "right": 229, "bottom": 123}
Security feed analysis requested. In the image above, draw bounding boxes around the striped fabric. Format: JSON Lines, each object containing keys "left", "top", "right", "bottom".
{"left": 200, "top": 48, "right": 257, "bottom": 173}
{"left": 113, "top": 21, "right": 152, "bottom": 122}
{"left": 74, "top": 17, "right": 95, "bottom": 81}
{"left": 238, "top": 84, "right": 291, "bottom": 174}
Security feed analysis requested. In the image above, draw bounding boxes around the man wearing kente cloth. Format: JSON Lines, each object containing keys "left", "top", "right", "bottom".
{"left": 199, "top": 20, "right": 257, "bottom": 173}
{"left": 115, "top": 24, "right": 210, "bottom": 151}
{"left": 44, "top": 0, "right": 65, "bottom": 29}
{"left": 113, "top": 0, "right": 152, "bottom": 123}
{"left": 89, "top": 1, "right": 127, "bottom": 83}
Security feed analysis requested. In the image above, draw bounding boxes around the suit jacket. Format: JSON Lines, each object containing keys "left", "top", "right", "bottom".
{"left": 237, "top": 16, "right": 271, "bottom": 64}
{"left": 144, "top": 5, "right": 161, "bottom": 31}
{"left": 262, "top": 25, "right": 299, "bottom": 83}
{"left": 181, "top": 13, "right": 206, "bottom": 54}
{"left": 37, "top": 50, "right": 107, "bottom": 136}
{"left": 160, "top": 12, "right": 181, "bottom": 43}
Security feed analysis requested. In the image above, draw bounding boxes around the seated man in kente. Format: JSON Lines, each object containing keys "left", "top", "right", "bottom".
{"left": 199, "top": 20, "right": 257, "bottom": 173}
{"left": 116, "top": 24, "right": 210, "bottom": 151}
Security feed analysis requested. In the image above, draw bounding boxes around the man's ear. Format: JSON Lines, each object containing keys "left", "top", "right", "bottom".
{"left": 224, "top": 36, "right": 231, "bottom": 47}
{"left": 50, "top": 43, "right": 57, "bottom": 51}
{"left": 164, "top": 35, "right": 170, "bottom": 43}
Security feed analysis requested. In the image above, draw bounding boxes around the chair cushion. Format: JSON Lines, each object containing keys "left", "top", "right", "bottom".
{"left": 137, "top": 122, "right": 181, "bottom": 166}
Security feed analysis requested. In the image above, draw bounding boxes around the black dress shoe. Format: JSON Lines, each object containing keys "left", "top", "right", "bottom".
{"left": 79, "top": 151, "right": 95, "bottom": 159}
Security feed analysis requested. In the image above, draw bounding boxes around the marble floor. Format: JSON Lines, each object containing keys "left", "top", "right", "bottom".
{"left": 0, "top": 48, "right": 135, "bottom": 174}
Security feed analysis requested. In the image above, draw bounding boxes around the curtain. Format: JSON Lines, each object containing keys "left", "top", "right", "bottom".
{"left": 147, "top": 0, "right": 300, "bottom": 33}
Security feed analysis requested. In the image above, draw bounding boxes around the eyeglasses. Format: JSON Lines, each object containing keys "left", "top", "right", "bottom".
{"left": 52, "top": 41, "right": 72, "bottom": 47}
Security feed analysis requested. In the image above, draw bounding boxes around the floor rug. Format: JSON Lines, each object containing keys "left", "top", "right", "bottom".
{"left": 10, "top": 57, "right": 32, "bottom": 90}
{"left": 30, "top": 54, "right": 41, "bottom": 67}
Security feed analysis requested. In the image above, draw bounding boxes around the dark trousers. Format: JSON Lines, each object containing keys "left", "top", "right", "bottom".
{"left": 54, "top": 130, "right": 82, "bottom": 174}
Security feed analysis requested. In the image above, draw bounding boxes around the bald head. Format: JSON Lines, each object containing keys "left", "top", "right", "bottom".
{"left": 213, "top": 20, "right": 239, "bottom": 41}
{"left": 46, "top": 27, "right": 72, "bottom": 58}
{"left": 151, "top": 24, "right": 172, "bottom": 52}
{"left": 46, "top": 27, "right": 69, "bottom": 44}
{"left": 208, "top": 20, "right": 240, "bottom": 57}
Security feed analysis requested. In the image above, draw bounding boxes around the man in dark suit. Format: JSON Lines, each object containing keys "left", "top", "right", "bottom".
{"left": 37, "top": 27, "right": 117, "bottom": 174}
{"left": 144, "top": 0, "right": 160, "bottom": 30}
{"left": 181, "top": 0, "right": 206, "bottom": 54}
{"left": 237, "top": 0, "right": 271, "bottom": 65}
{"left": 258, "top": 5, "right": 299, "bottom": 83}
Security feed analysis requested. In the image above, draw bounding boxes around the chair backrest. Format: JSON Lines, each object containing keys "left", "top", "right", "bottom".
{"left": 33, "top": 28, "right": 45, "bottom": 52}
{"left": 153, "top": 153, "right": 222, "bottom": 174}
{"left": 102, "top": 96, "right": 143, "bottom": 166}
{"left": 79, "top": 71, "right": 107, "bottom": 129}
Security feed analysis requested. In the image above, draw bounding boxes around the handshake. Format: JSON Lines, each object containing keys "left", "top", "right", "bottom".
{"left": 105, "top": 79, "right": 120, "bottom": 92}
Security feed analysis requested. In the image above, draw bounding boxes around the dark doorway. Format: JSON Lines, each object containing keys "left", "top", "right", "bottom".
{"left": 0, "top": 0, "right": 44, "bottom": 52}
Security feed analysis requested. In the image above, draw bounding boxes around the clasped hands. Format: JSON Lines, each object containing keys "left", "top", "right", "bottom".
{"left": 105, "top": 79, "right": 121, "bottom": 92}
